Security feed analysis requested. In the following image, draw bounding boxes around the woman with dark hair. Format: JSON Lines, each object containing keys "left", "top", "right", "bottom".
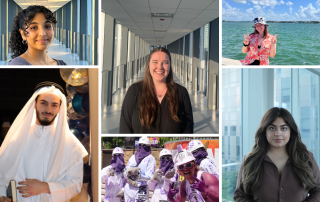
{"left": 8, "top": 5, "right": 66, "bottom": 65}
{"left": 119, "top": 47, "right": 193, "bottom": 133}
{"left": 240, "top": 17, "right": 278, "bottom": 65}
{"left": 234, "top": 107, "right": 320, "bottom": 201}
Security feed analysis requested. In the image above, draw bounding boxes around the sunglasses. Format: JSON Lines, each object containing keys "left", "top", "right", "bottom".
{"left": 113, "top": 154, "right": 123, "bottom": 157}
{"left": 138, "top": 144, "right": 149, "bottom": 148}
{"left": 160, "top": 156, "right": 172, "bottom": 160}
{"left": 178, "top": 162, "right": 194, "bottom": 171}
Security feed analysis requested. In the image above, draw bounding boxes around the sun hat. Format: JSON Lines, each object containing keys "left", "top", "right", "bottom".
{"left": 253, "top": 17, "right": 268, "bottom": 28}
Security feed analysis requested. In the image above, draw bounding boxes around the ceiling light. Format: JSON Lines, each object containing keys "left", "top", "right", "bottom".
{"left": 151, "top": 13, "right": 174, "bottom": 18}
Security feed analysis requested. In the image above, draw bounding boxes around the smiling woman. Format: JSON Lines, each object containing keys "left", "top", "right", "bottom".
{"left": 119, "top": 47, "right": 193, "bottom": 133}
{"left": 234, "top": 107, "right": 320, "bottom": 202}
{"left": 8, "top": 5, "right": 66, "bottom": 65}
{"left": 240, "top": 17, "right": 278, "bottom": 65}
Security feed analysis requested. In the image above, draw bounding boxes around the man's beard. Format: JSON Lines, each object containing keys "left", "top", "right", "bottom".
{"left": 36, "top": 109, "right": 57, "bottom": 126}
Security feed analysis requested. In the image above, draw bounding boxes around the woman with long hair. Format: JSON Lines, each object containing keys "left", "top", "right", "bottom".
{"left": 234, "top": 107, "right": 320, "bottom": 201}
{"left": 119, "top": 47, "right": 193, "bottom": 133}
{"left": 8, "top": 5, "right": 66, "bottom": 65}
{"left": 240, "top": 17, "right": 278, "bottom": 65}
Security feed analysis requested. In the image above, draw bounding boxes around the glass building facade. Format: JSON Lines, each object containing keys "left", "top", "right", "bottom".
{"left": 53, "top": 0, "right": 99, "bottom": 65}
{"left": 101, "top": 12, "right": 150, "bottom": 109}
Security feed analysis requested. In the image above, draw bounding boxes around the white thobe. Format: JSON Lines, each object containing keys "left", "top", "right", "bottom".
{"left": 148, "top": 173, "right": 179, "bottom": 202}
{"left": 199, "top": 158, "right": 219, "bottom": 180}
{"left": 101, "top": 165, "right": 126, "bottom": 202}
{"left": 0, "top": 124, "right": 83, "bottom": 202}
{"left": 124, "top": 155, "right": 156, "bottom": 202}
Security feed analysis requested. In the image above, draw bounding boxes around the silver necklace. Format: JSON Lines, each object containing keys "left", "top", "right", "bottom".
{"left": 155, "top": 86, "right": 167, "bottom": 98}
{"left": 26, "top": 51, "right": 49, "bottom": 65}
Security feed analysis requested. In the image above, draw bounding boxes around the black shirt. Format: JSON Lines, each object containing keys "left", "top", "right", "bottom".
{"left": 119, "top": 82, "right": 193, "bottom": 133}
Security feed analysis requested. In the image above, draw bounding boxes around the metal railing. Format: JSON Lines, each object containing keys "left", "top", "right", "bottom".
{"left": 67, "top": 30, "right": 70, "bottom": 49}
{"left": 8, "top": 32, "right": 11, "bottom": 54}
{"left": 1, "top": 34, "right": 4, "bottom": 61}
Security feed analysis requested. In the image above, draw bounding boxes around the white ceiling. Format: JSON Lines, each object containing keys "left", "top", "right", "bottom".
{"left": 14, "top": 0, "right": 70, "bottom": 12}
{"left": 102, "top": 0, "right": 219, "bottom": 46}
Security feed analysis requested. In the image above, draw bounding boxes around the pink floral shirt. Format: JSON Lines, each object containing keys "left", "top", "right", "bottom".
{"left": 240, "top": 33, "right": 274, "bottom": 66}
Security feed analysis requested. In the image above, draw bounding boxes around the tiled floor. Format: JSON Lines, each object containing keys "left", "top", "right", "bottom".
{"left": 0, "top": 38, "right": 89, "bottom": 65}
{"left": 101, "top": 68, "right": 219, "bottom": 134}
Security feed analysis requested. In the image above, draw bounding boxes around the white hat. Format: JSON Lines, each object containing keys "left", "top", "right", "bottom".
{"left": 175, "top": 144, "right": 195, "bottom": 166}
{"left": 112, "top": 147, "right": 124, "bottom": 155}
{"left": 159, "top": 149, "right": 172, "bottom": 158}
{"left": 187, "top": 140, "right": 204, "bottom": 152}
{"left": 138, "top": 136, "right": 151, "bottom": 145}
{"left": 253, "top": 17, "right": 268, "bottom": 27}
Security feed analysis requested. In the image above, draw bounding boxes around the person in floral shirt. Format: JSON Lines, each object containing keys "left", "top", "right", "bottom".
{"left": 240, "top": 17, "right": 278, "bottom": 65}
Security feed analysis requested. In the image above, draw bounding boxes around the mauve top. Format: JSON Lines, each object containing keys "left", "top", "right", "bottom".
{"left": 119, "top": 81, "right": 193, "bottom": 133}
{"left": 234, "top": 152, "right": 320, "bottom": 202}
{"left": 8, "top": 57, "right": 67, "bottom": 65}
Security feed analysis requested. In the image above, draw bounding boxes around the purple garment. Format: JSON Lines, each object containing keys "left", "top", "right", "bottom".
{"left": 135, "top": 145, "right": 151, "bottom": 165}
{"left": 111, "top": 155, "right": 126, "bottom": 172}
{"left": 159, "top": 156, "right": 174, "bottom": 174}
{"left": 193, "top": 150, "right": 208, "bottom": 166}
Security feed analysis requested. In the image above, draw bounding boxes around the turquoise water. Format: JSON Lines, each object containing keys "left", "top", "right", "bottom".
{"left": 223, "top": 22, "right": 320, "bottom": 65}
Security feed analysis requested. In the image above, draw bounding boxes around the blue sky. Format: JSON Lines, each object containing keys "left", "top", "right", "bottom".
{"left": 222, "top": 0, "right": 320, "bottom": 21}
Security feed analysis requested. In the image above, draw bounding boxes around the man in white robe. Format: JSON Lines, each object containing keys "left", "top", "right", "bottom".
{"left": 0, "top": 82, "right": 88, "bottom": 202}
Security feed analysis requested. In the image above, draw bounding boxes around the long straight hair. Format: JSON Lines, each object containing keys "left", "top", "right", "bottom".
{"left": 139, "top": 47, "right": 179, "bottom": 127}
{"left": 242, "top": 107, "right": 316, "bottom": 195}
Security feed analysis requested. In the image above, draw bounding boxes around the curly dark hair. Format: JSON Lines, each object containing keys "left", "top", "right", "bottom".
{"left": 9, "top": 5, "right": 57, "bottom": 59}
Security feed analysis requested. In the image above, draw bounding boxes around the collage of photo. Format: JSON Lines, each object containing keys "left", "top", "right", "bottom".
{"left": 0, "top": 0, "right": 319, "bottom": 202}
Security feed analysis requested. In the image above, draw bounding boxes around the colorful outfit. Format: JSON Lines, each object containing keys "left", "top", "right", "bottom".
{"left": 240, "top": 33, "right": 274, "bottom": 66}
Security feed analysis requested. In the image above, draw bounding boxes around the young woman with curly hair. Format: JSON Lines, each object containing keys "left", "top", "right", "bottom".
{"left": 119, "top": 47, "right": 193, "bottom": 133}
{"left": 234, "top": 107, "right": 320, "bottom": 202}
{"left": 8, "top": 5, "right": 66, "bottom": 65}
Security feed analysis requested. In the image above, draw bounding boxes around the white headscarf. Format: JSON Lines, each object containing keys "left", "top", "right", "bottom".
{"left": 0, "top": 86, "right": 88, "bottom": 200}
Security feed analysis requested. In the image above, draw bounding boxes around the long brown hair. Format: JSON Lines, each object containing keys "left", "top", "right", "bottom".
{"left": 139, "top": 47, "right": 179, "bottom": 127}
{"left": 242, "top": 107, "right": 316, "bottom": 195}
{"left": 252, "top": 24, "right": 269, "bottom": 39}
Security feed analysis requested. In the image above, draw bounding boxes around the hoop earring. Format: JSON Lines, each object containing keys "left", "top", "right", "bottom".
{"left": 22, "top": 40, "right": 27, "bottom": 45}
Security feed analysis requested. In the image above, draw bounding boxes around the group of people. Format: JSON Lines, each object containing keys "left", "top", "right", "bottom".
{"left": 101, "top": 137, "right": 219, "bottom": 202}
